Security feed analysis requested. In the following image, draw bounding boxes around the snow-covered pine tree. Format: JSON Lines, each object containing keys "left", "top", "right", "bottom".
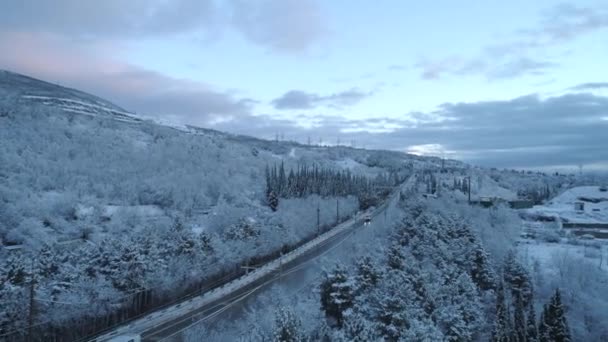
{"left": 268, "top": 190, "right": 279, "bottom": 212}
{"left": 320, "top": 265, "right": 356, "bottom": 327}
{"left": 545, "top": 289, "right": 571, "bottom": 342}
{"left": 470, "top": 242, "right": 496, "bottom": 291}
{"left": 273, "top": 306, "right": 304, "bottom": 342}
{"left": 526, "top": 302, "right": 538, "bottom": 342}
{"left": 513, "top": 293, "right": 527, "bottom": 342}
{"left": 338, "top": 314, "right": 379, "bottom": 342}
{"left": 356, "top": 256, "right": 380, "bottom": 290}
{"left": 503, "top": 251, "right": 533, "bottom": 307}
{"left": 387, "top": 243, "right": 405, "bottom": 270}
{"left": 492, "top": 282, "right": 513, "bottom": 342}
{"left": 538, "top": 305, "right": 551, "bottom": 342}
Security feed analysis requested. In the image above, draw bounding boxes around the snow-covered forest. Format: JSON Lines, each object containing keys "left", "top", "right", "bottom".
{"left": 187, "top": 193, "right": 608, "bottom": 342}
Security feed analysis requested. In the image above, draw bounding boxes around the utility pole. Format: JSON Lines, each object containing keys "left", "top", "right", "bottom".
{"left": 468, "top": 176, "right": 471, "bottom": 204}
{"left": 336, "top": 199, "right": 340, "bottom": 224}
{"left": 27, "top": 259, "right": 36, "bottom": 342}
{"left": 317, "top": 202, "right": 320, "bottom": 235}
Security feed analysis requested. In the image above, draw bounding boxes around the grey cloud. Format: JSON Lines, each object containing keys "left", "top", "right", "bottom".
{"left": 217, "top": 92, "right": 608, "bottom": 169}
{"left": 0, "top": 1, "right": 218, "bottom": 38}
{"left": 0, "top": 0, "right": 327, "bottom": 53}
{"left": 571, "top": 82, "right": 608, "bottom": 91}
{"left": 487, "top": 58, "right": 557, "bottom": 79}
{"left": 416, "top": 3, "right": 607, "bottom": 80}
{"left": 538, "top": 3, "right": 608, "bottom": 42}
{"left": 415, "top": 56, "right": 555, "bottom": 80}
{"left": 230, "top": 0, "right": 327, "bottom": 53}
{"left": 272, "top": 89, "right": 370, "bottom": 110}
{"left": 67, "top": 70, "right": 253, "bottom": 125}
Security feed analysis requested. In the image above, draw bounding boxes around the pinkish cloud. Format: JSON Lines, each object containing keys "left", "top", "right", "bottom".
{"left": 0, "top": 31, "right": 252, "bottom": 124}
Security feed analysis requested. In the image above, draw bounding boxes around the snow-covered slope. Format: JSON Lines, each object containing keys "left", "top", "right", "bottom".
{"left": 0, "top": 69, "right": 139, "bottom": 122}
{"left": 527, "top": 186, "right": 608, "bottom": 223}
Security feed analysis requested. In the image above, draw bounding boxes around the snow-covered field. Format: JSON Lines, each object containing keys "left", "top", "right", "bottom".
{"left": 520, "top": 239, "right": 608, "bottom": 275}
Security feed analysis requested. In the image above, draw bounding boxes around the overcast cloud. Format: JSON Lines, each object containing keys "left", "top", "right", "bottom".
{"left": 0, "top": 0, "right": 327, "bottom": 53}
{"left": 214, "top": 93, "right": 608, "bottom": 170}
{"left": 272, "top": 89, "right": 371, "bottom": 110}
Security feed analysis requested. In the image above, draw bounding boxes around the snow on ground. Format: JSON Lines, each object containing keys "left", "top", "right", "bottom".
{"left": 472, "top": 173, "right": 518, "bottom": 200}
{"left": 102, "top": 205, "right": 165, "bottom": 219}
{"left": 21, "top": 95, "right": 139, "bottom": 122}
{"left": 335, "top": 158, "right": 363, "bottom": 170}
{"left": 526, "top": 186, "right": 608, "bottom": 223}
{"left": 520, "top": 239, "right": 608, "bottom": 276}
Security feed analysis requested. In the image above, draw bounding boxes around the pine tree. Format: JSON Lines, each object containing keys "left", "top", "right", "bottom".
{"left": 268, "top": 190, "right": 279, "bottom": 211}
{"left": 545, "top": 289, "right": 571, "bottom": 342}
{"left": 526, "top": 303, "right": 538, "bottom": 342}
{"left": 513, "top": 293, "right": 526, "bottom": 342}
{"left": 503, "top": 251, "right": 533, "bottom": 307}
{"left": 356, "top": 256, "right": 380, "bottom": 290}
{"left": 538, "top": 305, "right": 550, "bottom": 342}
{"left": 470, "top": 242, "right": 496, "bottom": 291}
{"left": 273, "top": 306, "right": 304, "bottom": 342}
{"left": 492, "top": 282, "right": 512, "bottom": 342}
{"left": 340, "top": 314, "right": 379, "bottom": 342}
{"left": 387, "top": 243, "right": 405, "bottom": 270}
{"left": 320, "top": 265, "right": 356, "bottom": 327}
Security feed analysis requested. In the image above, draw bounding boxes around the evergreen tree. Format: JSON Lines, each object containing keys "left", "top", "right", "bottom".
{"left": 513, "top": 293, "right": 526, "bottom": 342}
{"left": 470, "top": 242, "right": 496, "bottom": 291}
{"left": 320, "top": 265, "right": 356, "bottom": 327}
{"left": 339, "top": 314, "right": 379, "bottom": 342}
{"left": 273, "top": 306, "right": 304, "bottom": 342}
{"left": 387, "top": 243, "right": 405, "bottom": 270}
{"left": 503, "top": 251, "right": 533, "bottom": 307}
{"left": 376, "top": 292, "right": 410, "bottom": 341}
{"left": 545, "top": 289, "right": 571, "bottom": 342}
{"left": 356, "top": 256, "right": 380, "bottom": 290}
{"left": 492, "top": 282, "right": 512, "bottom": 342}
{"left": 538, "top": 305, "right": 550, "bottom": 342}
{"left": 268, "top": 190, "right": 279, "bottom": 211}
{"left": 526, "top": 303, "right": 538, "bottom": 342}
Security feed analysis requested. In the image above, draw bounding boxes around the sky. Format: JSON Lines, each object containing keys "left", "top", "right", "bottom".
{"left": 0, "top": 0, "right": 607, "bottom": 171}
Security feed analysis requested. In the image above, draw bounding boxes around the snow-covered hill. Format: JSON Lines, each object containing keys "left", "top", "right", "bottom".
{"left": 0, "top": 70, "right": 430, "bottom": 339}
{"left": 527, "top": 186, "right": 608, "bottom": 223}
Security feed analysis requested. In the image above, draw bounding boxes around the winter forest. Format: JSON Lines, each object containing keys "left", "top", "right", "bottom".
{"left": 1, "top": 71, "right": 608, "bottom": 342}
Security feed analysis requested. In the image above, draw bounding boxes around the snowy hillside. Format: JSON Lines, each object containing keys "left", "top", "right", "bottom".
{"left": 0, "top": 71, "right": 425, "bottom": 339}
